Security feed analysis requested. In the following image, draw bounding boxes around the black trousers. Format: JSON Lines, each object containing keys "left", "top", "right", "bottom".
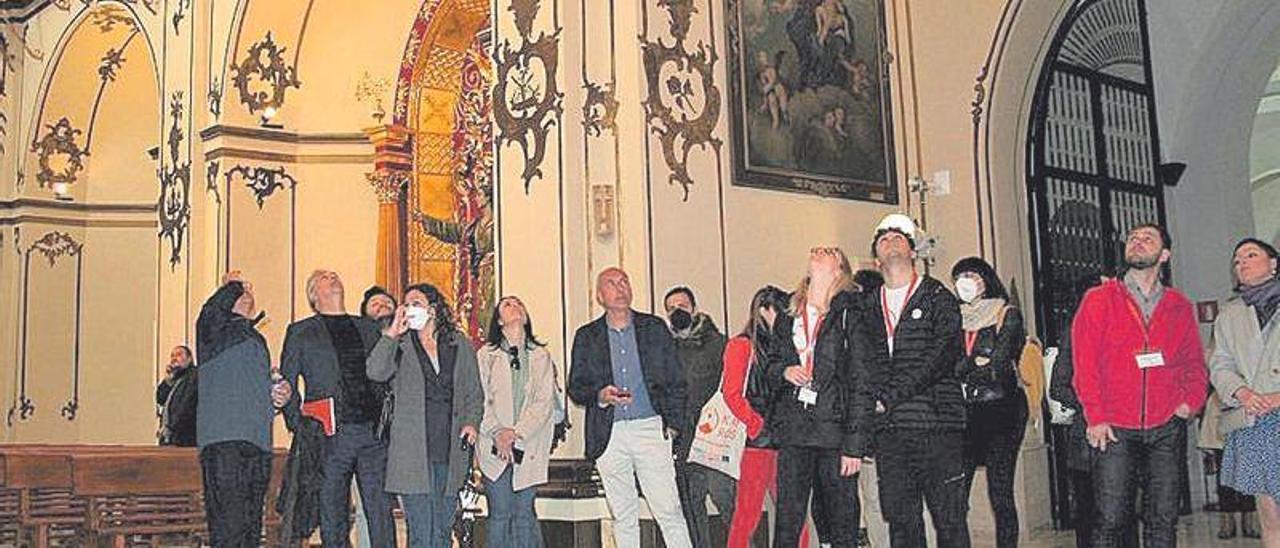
{"left": 876, "top": 429, "right": 971, "bottom": 548}
{"left": 676, "top": 460, "right": 738, "bottom": 548}
{"left": 200, "top": 440, "right": 272, "bottom": 548}
{"left": 1071, "top": 469, "right": 1097, "bottom": 548}
{"left": 1091, "top": 418, "right": 1186, "bottom": 548}
{"left": 774, "top": 446, "right": 859, "bottom": 548}
{"left": 319, "top": 422, "right": 397, "bottom": 547}
{"left": 963, "top": 397, "right": 1027, "bottom": 548}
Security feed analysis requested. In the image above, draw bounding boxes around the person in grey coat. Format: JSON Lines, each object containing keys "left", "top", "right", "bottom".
{"left": 368, "top": 282, "right": 483, "bottom": 548}
{"left": 196, "top": 271, "right": 291, "bottom": 547}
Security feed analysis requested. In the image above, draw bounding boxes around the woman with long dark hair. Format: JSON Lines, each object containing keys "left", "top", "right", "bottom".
{"left": 476, "top": 296, "right": 558, "bottom": 548}
{"left": 951, "top": 256, "right": 1027, "bottom": 548}
{"left": 367, "top": 283, "right": 484, "bottom": 548}
{"left": 1210, "top": 238, "right": 1280, "bottom": 547}
{"left": 722, "top": 285, "right": 812, "bottom": 547}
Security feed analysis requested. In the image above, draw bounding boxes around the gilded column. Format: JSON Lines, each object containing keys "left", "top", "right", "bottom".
{"left": 363, "top": 124, "right": 413, "bottom": 297}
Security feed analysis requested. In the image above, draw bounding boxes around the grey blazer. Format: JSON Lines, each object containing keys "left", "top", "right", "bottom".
{"left": 280, "top": 314, "right": 382, "bottom": 431}
{"left": 367, "top": 331, "right": 483, "bottom": 495}
{"left": 1209, "top": 297, "right": 1280, "bottom": 434}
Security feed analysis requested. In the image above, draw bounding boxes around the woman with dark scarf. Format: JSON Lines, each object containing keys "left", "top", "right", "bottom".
{"left": 1209, "top": 237, "right": 1280, "bottom": 546}
{"left": 951, "top": 257, "right": 1027, "bottom": 548}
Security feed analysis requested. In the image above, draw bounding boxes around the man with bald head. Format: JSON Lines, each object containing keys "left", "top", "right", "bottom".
{"left": 569, "top": 267, "right": 692, "bottom": 548}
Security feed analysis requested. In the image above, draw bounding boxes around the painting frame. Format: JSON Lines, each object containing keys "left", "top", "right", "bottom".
{"left": 724, "top": 0, "right": 898, "bottom": 203}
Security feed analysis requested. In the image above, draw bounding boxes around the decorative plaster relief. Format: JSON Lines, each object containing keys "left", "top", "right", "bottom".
{"left": 494, "top": 0, "right": 563, "bottom": 192}
{"left": 159, "top": 92, "right": 191, "bottom": 268}
{"left": 230, "top": 32, "right": 302, "bottom": 115}
{"left": 30, "top": 118, "right": 88, "bottom": 189}
{"left": 7, "top": 231, "right": 85, "bottom": 424}
{"left": 226, "top": 164, "right": 297, "bottom": 208}
{"left": 641, "top": 0, "right": 721, "bottom": 201}
{"left": 583, "top": 81, "right": 619, "bottom": 137}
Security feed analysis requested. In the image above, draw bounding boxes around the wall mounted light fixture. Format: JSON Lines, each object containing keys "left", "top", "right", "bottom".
{"left": 260, "top": 106, "right": 282, "bottom": 129}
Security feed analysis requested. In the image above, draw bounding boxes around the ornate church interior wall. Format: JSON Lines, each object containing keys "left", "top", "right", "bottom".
{"left": 0, "top": 0, "right": 1085, "bottom": 535}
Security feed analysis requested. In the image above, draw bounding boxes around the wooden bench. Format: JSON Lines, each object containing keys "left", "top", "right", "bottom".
{"left": 0, "top": 444, "right": 288, "bottom": 548}
{"left": 1, "top": 444, "right": 133, "bottom": 547}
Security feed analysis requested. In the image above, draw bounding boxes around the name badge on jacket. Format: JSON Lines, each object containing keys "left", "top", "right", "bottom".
{"left": 1136, "top": 351, "right": 1165, "bottom": 369}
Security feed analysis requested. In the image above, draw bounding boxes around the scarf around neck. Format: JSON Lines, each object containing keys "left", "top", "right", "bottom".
{"left": 961, "top": 298, "right": 1006, "bottom": 332}
{"left": 1241, "top": 276, "right": 1280, "bottom": 328}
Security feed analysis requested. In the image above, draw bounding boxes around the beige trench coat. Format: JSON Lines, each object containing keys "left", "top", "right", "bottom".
{"left": 476, "top": 343, "right": 558, "bottom": 491}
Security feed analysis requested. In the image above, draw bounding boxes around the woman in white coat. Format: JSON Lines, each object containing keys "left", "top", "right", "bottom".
{"left": 477, "top": 296, "right": 558, "bottom": 548}
{"left": 1210, "top": 238, "right": 1280, "bottom": 547}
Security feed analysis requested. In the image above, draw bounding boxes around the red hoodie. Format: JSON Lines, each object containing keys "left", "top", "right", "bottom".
{"left": 1071, "top": 279, "right": 1208, "bottom": 430}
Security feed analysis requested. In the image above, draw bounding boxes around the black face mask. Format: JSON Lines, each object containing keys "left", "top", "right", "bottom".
{"left": 669, "top": 309, "right": 693, "bottom": 332}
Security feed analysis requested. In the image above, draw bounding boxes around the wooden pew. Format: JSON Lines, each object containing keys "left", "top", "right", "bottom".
{"left": 0, "top": 444, "right": 135, "bottom": 547}
{"left": 71, "top": 448, "right": 205, "bottom": 548}
{"left": 0, "top": 445, "right": 288, "bottom": 548}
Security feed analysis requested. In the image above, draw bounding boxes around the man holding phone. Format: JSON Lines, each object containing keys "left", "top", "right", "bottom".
{"left": 569, "top": 267, "right": 692, "bottom": 548}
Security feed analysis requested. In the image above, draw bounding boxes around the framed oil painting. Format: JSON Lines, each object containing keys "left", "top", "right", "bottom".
{"left": 725, "top": 0, "right": 898, "bottom": 203}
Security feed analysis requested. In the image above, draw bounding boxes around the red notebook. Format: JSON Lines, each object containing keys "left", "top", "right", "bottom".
{"left": 301, "top": 397, "right": 336, "bottom": 436}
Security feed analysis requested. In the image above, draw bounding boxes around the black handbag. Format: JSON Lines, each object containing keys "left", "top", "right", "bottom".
{"left": 962, "top": 311, "right": 1011, "bottom": 404}
{"left": 963, "top": 367, "right": 1006, "bottom": 403}
{"left": 374, "top": 347, "right": 403, "bottom": 441}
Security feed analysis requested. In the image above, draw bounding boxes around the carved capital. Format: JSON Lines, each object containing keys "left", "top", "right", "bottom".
{"left": 365, "top": 170, "right": 410, "bottom": 204}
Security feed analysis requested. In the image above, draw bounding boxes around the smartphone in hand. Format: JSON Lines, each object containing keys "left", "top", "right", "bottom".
{"left": 491, "top": 444, "right": 526, "bottom": 464}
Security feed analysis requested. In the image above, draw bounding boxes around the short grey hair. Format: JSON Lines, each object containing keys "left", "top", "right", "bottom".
{"left": 305, "top": 269, "right": 331, "bottom": 313}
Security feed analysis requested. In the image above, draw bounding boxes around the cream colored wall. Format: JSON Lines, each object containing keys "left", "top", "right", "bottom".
{"left": 1, "top": 1, "right": 166, "bottom": 442}
{"left": 0, "top": 0, "right": 1048, "bottom": 499}
{"left": 78, "top": 225, "right": 158, "bottom": 443}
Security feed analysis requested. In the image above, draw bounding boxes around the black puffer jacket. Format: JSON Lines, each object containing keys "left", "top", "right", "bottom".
{"left": 765, "top": 290, "right": 871, "bottom": 458}
{"left": 854, "top": 275, "right": 965, "bottom": 437}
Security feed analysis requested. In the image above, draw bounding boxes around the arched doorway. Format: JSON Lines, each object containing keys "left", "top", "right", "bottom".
{"left": 1026, "top": 0, "right": 1165, "bottom": 348}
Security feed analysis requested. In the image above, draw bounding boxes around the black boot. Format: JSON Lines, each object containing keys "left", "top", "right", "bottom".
{"left": 1242, "top": 511, "right": 1261, "bottom": 539}
{"left": 1218, "top": 512, "right": 1238, "bottom": 540}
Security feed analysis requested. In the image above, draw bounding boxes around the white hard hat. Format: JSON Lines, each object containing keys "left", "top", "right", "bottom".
{"left": 875, "top": 213, "right": 917, "bottom": 237}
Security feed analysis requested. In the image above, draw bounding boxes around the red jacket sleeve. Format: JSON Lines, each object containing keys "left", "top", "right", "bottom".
{"left": 1071, "top": 289, "right": 1107, "bottom": 426}
{"left": 721, "top": 337, "right": 764, "bottom": 438}
{"left": 1175, "top": 301, "right": 1209, "bottom": 414}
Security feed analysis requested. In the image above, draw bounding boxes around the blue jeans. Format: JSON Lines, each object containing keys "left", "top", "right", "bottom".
{"left": 401, "top": 463, "right": 456, "bottom": 548}
{"left": 484, "top": 467, "right": 543, "bottom": 548}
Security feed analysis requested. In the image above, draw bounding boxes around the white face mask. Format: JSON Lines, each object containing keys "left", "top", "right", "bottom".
{"left": 955, "top": 277, "right": 981, "bottom": 304}
{"left": 405, "top": 305, "right": 432, "bottom": 331}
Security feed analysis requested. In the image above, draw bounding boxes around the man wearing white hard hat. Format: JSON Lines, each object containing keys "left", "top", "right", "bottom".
{"left": 852, "top": 213, "right": 971, "bottom": 547}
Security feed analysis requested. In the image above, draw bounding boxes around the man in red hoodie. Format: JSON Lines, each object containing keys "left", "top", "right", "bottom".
{"left": 1071, "top": 223, "right": 1208, "bottom": 548}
